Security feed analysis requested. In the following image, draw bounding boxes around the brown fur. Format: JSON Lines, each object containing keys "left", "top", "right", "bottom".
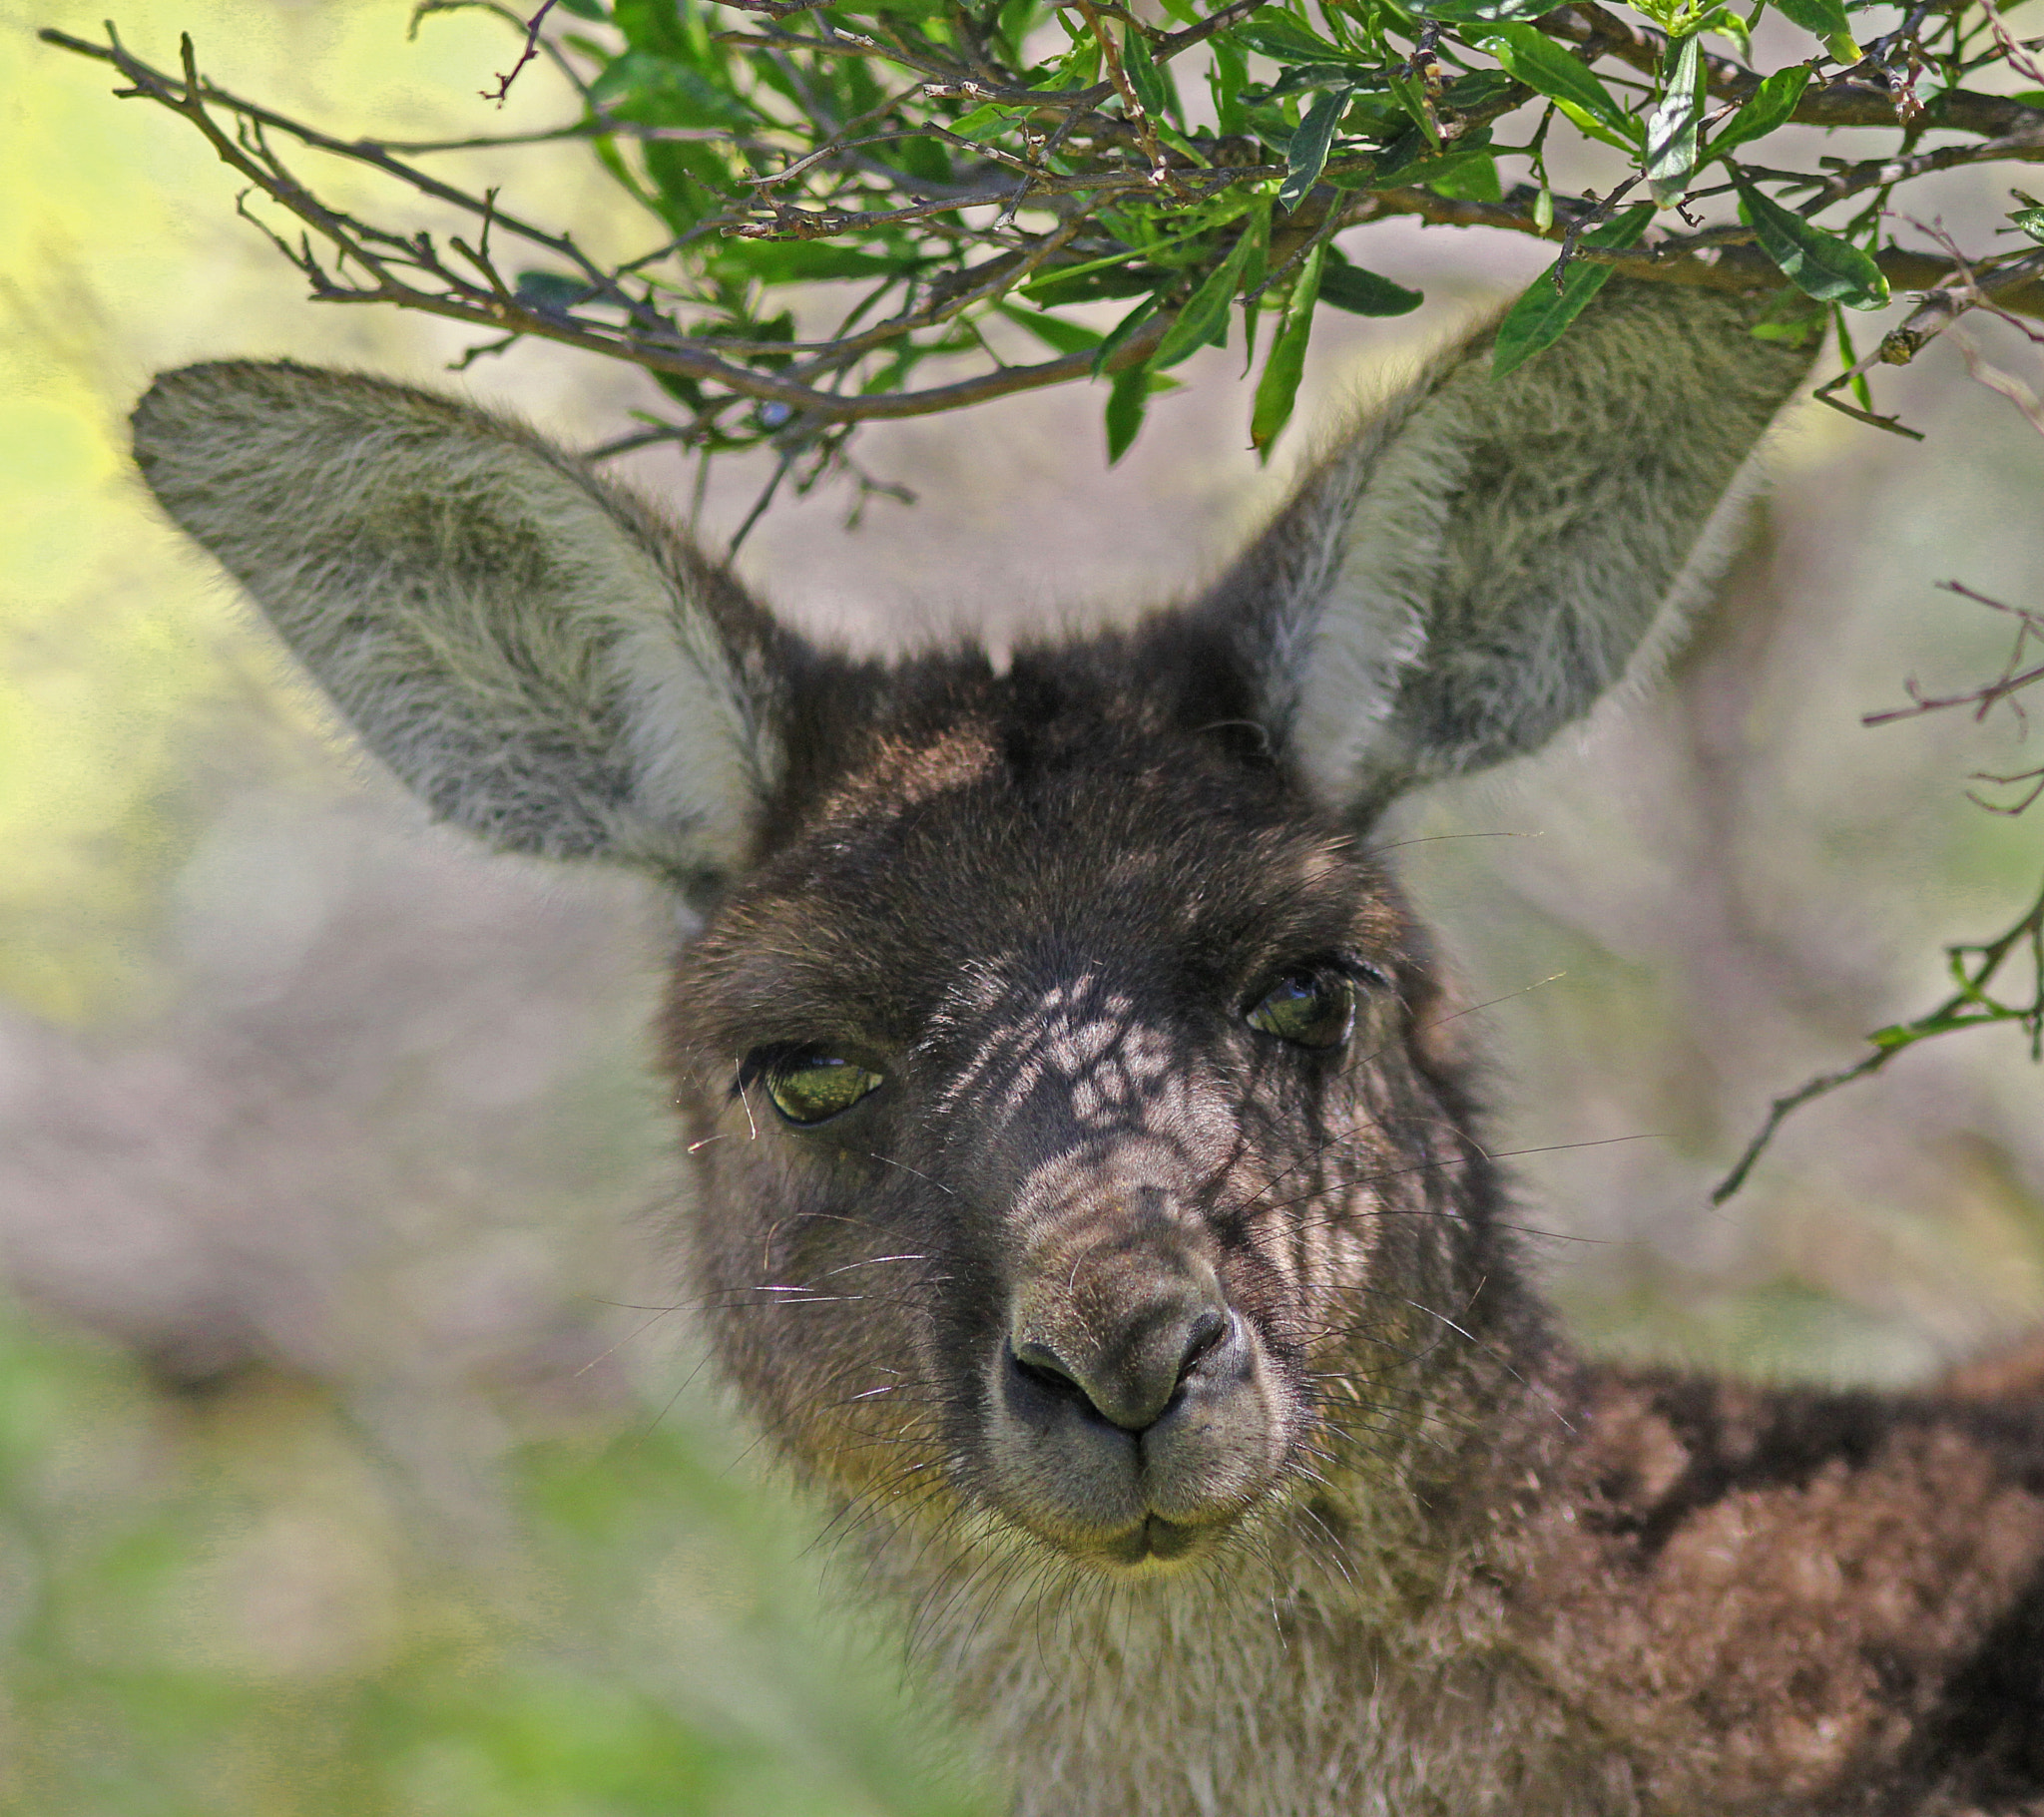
{"left": 129, "top": 281, "right": 2044, "bottom": 1813}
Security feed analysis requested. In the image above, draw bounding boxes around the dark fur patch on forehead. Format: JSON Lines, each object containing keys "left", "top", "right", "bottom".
{"left": 673, "top": 663, "right": 1405, "bottom": 1066}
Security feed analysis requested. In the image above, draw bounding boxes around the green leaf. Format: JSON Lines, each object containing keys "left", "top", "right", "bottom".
{"left": 652, "top": 369, "right": 706, "bottom": 411}
{"left": 1026, "top": 261, "right": 1171, "bottom": 305}
{"left": 1426, "top": 150, "right": 1502, "bottom": 201}
{"left": 891, "top": 134, "right": 953, "bottom": 184}
{"left": 2012, "top": 206, "right": 2044, "bottom": 244}
{"left": 1123, "top": 28, "right": 1181, "bottom": 125}
{"left": 1734, "top": 179, "right": 1889, "bottom": 309}
{"left": 1232, "top": 17, "right": 1347, "bottom": 62}
{"left": 1091, "top": 291, "right": 1164, "bottom": 376}
{"left": 556, "top": 0, "right": 609, "bottom": 17}
{"left": 1385, "top": 68, "right": 1441, "bottom": 148}
{"left": 1240, "top": 196, "right": 1272, "bottom": 300}
{"left": 1208, "top": 37, "right": 1251, "bottom": 136}
{"left": 516, "top": 269, "right": 599, "bottom": 310}
{"left": 948, "top": 102, "right": 1014, "bottom": 141}
{"left": 1105, "top": 363, "right": 1151, "bottom": 464}
{"left": 1246, "top": 61, "right": 1387, "bottom": 103}
{"left": 1251, "top": 241, "right": 1325, "bottom": 458}
{"left": 1318, "top": 255, "right": 1423, "bottom": 315}
{"left": 1490, "top": 201, "right": 1654, "bottom": 378}
{"left": 1747, "top": 282, "right": 1828, "bottom": 346}
{"left": 1415, "top": 0, "right": 1553, "bottom": 20}
{"left": 1279, "top": 86, "right": 1354, "bottom": 209}
{"left": 589, "top": 53, "right": 753, "bottom": 129}
{"left": 1480, "top": 24, "right": 1641, "bottom": 148}
{"left": 1770, "top": 0, "right": 1861, "bottom": 61}
{"left": 1692, "top": 3, "right": 1751, "bottom": 59}
{"left": 612, "top": 0, "right": 707, "bottom": 61}
{"left": 643, "top": 138, "right": 731, "bottom": 233}
{"left": 1152, "top": 230, "right": 1258, "bottom": 368}
{"left": 727, "top": 241, "right": 916, "bottom": 283}
{"left": 1438, "top": 69, "right": 1518, "bottom": 112}
{"left": 1708, "top": 64, "right": 1810, "bottom": 159}
{"left": 994, "top": 302, "right": 1106, "bottom": 356}
{"left": 1644, "top": 32, "right": 1703, "bottom": 204}
{"left": 1370, "top": 133, "right": 1493, "bottom": 191}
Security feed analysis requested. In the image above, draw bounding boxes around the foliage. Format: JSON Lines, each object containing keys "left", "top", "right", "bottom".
{"left": 39, "top": 0, "right": 2044, "bottom": 503}
{"left": 1714, "top": 578, "right": 2044, "bottom": 1202}
{"left": 32, "top": 0, "right": 2044, "bottom": 1189}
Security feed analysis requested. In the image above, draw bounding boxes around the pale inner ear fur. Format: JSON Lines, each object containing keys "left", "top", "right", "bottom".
{"left": 132, "top": 360, "right": 786, "bottom": 899}
{"left": 1201, "top": 283, "right": 1814, "bottom": 822}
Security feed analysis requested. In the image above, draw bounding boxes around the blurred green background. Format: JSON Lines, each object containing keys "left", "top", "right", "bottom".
{"left": 4, "top": 2, "right": 2043, "bottom": 1811}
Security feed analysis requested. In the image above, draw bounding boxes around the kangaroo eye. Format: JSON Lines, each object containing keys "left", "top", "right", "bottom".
{"left": 1246, "top": 972, "right": 1354, "bottom": 1051}
{"left": 760, "top": 1052, "right": 884, "bottom": 1126}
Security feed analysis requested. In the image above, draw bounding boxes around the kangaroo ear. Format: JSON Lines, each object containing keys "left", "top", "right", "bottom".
{"left": 134, "top": 361, "right": 790, "bottom": 902}
{"left": 1194, "top": 281, "right": 1812, "bottom": 821}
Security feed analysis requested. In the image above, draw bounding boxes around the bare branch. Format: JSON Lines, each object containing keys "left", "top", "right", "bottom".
{"left": 480, "top": 0, "right": 558, "bottom": 106}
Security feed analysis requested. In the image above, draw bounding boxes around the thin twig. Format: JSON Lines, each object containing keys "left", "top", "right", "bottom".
{"left": 481, "top": 0, "right": 558, "bottom": 105}
{"left": 1714, "top": 873, "right": 2044, "bottom": 1203}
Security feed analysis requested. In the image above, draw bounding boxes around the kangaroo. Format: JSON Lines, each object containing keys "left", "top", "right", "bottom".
{"left": 131, "top": 280, "right": 2044, "bottom": 1815}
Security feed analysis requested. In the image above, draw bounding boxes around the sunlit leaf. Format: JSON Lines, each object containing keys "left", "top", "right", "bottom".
{"left": 948, "top": 101, "right": 1013, "bottom": 141}
{"left": 2009, "top": 190, "right": 2044, "bottom": 243}
{"left": 1438, "top": 69, "right": 1518, "bottom": 112}
{"left": 1414, "top": 0, "right": 1553, "bottom": 20}
{"left": 1278, "top": 85, "right": 1354, "bottom": 209}
{"left": 1708, "top": 64, "right": 1810, "bottom": 160}
{"left": 1735, "top": 179, "right": 1890, "bottom": 309}
{"left": 1480, "top": 24, "right": 1641, "bottom": 148}
{"left": 1770, "top": 0, "right": 1862, "bottom": 62}
{"left": 1490, "top": 202, "right": 1653, "bottom": 378}
{"left": 1692, "top": 3, "right": 1752, "bottom": 58}
{"left": 1645, "top": 32, "right": 1702, "bottom": 203}
{"left": 1251, "top": 242, "right": 1325, "bottom": 458}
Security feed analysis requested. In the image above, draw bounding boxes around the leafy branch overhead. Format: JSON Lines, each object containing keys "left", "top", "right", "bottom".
{"left": 41, "top": 0, "right": 2044, "bottom": 488}
{"left": 37, "top": 0, "right": 2044, "bottom": 1195}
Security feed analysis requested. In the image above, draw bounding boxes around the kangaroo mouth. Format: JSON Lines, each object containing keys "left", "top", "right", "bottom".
{"left": 1091, "top": 1513, "right": 1214, "bottom": 1570}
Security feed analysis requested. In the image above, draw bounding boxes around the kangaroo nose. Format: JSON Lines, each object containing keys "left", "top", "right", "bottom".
{"left": 1010, "top": 1296, "right": 1235, "bottom": 1434}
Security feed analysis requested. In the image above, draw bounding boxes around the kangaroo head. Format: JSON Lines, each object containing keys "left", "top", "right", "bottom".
{"left": 133, "top": 283, "right": 1807, "bottom": 1578}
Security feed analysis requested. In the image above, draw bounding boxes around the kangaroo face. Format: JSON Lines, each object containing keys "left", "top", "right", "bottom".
{"left": 128, "top": 282, "right": 1806, "bottom": 1585}
{"left": 666, "top": 667, "right": 1461, "bottom": 1574}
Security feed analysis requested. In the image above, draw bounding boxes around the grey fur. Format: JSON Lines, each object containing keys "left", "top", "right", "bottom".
{"left": 1198, "top": 283, "right": 1805, "bottom": 816}
{"left": 129, "top": 288, "right": 2044, "bottom": 1817}
{"left": 132, "top": 360, "right": 787, "bottom": 902}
